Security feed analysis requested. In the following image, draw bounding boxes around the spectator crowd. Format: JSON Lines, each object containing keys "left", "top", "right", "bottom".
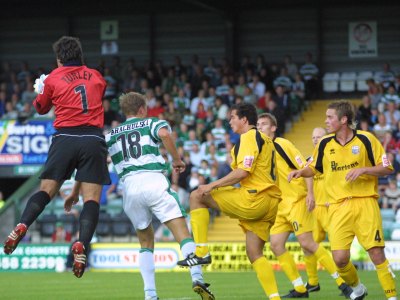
{"left": 1, "top": 54, "right": 400, "bottom": 219}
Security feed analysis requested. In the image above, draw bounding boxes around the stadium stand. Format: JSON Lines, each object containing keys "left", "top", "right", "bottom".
{"left": 339, "top": 72, "right": 357, "bottom": 92}
{"left": 357, "top": 71, "right": 374, "bottom": 92}
{"left": 322, "top": 72, "right": 340, "bottom": 93}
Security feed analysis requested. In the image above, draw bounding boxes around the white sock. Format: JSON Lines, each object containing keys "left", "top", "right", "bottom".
{"left": 139, "top": 249, "right": 157, "bottom": 298}
{"left": 292, "top": 277, "right": 305, "bottom": 287}
{"left": 181, "top": 239, "right": 204, "bottom": 283}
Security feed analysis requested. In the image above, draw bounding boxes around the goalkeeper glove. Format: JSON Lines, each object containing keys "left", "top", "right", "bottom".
{"left": 33, "top": 74, "right": 48, "bottom": 94}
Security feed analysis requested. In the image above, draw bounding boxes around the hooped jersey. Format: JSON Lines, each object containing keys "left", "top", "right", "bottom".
{"left": 273, "top": 137, "right": 308, "bottom": 202}
{"left": 106, "top": 117, "right": 170, "bottom": 179}
{"left": 230, "top": 128, "right": 281, "bottom": 197}
{"left": 33, "top": 65, "right": 106, "bottom": 129}
{"left": 308, "top": 130, "right": 393, "bottom": 203}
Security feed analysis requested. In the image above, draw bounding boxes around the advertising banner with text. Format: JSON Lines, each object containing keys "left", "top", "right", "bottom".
{"left": 0, "top": 119, "right": 55, "bottom": 165}
{"left": 1, "top": 242, "right": 399, "bottom": 272}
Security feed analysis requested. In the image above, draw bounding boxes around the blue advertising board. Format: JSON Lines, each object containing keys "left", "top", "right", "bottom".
{"left": 0, "top": 119, "right": 55, "bottom": 165}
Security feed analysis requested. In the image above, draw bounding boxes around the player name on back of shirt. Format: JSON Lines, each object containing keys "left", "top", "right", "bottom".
{"left": 61, "top": 70, "right": 93, "bottom": 84}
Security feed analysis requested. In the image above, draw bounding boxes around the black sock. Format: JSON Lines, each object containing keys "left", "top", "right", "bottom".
{"left": 78, "top": 201, "right": 99, "bottom": 251}
{"left": 20, "top": 191, "right": 51, "bottom": 227}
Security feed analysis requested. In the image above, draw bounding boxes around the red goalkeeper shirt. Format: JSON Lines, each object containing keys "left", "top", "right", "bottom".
{"left": 33, "top": 64, "right": 106, "bottom": 129}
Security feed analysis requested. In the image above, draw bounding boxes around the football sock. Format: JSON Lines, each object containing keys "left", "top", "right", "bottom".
{"left": 252, "top": 256, "right": 280, "bottom": 299}
{"left": 20, "top": 191, "right": 51, "bottom": 227}
{"left": 304, "top": 254, "right": 319, "bottom": 286}
{"left": 139, "top": 248, "right": 157, "bottom": 299}
{"left": 190, "top": 208, "right": 210, "bottom": 257}
{"left": 277, "top": 251, "right": 307, "bottom": 293}
{"left": 313, "top": 244, "right": 345, "bottom": 286}
{"left": 376, "top": 259, "right": 397, "bottom": 298}
{"left": 181, "top": 238, "right": 203, "bottom": 283}
{"left": 337, "top": 261, "right": 359, "bottom": 287}
{"left": 78, "top": 200, "right": 99, "bottom": 251}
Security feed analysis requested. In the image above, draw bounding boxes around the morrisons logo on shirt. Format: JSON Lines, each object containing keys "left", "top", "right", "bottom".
{"left": 331, "top": 161, "right": 359, "bottom": 171}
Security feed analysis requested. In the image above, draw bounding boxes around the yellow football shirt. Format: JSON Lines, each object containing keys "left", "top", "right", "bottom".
{"left": 308, "top": 130, "right": 393, "bottom": 203}
{"left": 274, "top": 137, "right": 308, "bottom": 202}
{"left": 307, "top": 156, "right": 326, "bottom": 206}
{"left": 230, "top": 129, "right": 281, "bottom": 197}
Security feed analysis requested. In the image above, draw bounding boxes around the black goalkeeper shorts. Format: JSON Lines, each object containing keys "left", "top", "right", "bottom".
{"left": 40, "top": 126, "right": 111, "bottom": 185}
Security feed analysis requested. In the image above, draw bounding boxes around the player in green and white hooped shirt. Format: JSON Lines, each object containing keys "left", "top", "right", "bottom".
{"left": 106, "top": 92, "right": 214, "bottom": 300}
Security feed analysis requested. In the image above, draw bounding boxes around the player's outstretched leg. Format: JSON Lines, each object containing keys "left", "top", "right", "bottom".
{"left": 177, "top": 252, "right": 212, "bottom": 267}
{"left": 71, "top": 241, "right": 87, "bottom": 278}
{"left": 193, "top": 281, "right": 215, "bottom": 300}
{"left": 3, "top": 223, "right": 28, "bottom": 254}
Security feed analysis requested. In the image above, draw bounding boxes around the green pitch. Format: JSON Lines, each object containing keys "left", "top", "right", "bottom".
{"left": 0, "top": 270, "right": 397, "bottom": 299}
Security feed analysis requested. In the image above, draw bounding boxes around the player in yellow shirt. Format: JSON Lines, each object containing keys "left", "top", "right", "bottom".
{"left": 257, "top": 113, "right": 353, "bottom": 299}
{"left": 289, "top": 100, "right": 397, "bottom": 300}
{"left": 178, "top": 103, "right": 282, "bottom": 300}
{"left": 303, "top": 127, "right": 330, "bottom": 290}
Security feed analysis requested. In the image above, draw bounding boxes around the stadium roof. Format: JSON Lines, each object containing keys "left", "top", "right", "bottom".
{"left": 1, "top": 0, "right": 395, "bottom": 18}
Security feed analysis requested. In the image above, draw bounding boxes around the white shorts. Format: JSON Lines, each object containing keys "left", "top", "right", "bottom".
{"left": 122, "top": 172, "right": 186, "bottom": 230}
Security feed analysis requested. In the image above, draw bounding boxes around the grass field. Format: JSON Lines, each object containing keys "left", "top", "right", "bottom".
{"left": 0, "top": 270, "right": 398, "bottom": 299}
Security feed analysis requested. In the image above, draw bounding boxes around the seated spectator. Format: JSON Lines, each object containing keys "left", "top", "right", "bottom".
{"left": 382, "top": 178, "right": 400, "bottom": 211}
{"left": 213, "top": 96, "right": 229, "bottom": 120}
{"left": 257, "top": 90, "right": 273, "bottom": 112}
{"left": 211, "top": 118, "right": 226, "bottom": 143}
{"left": 163, "top": 100, "right": 181, "bottom": 128}
{"left": 383, "top": 131, "right": 400, "bottom": 154}
{"left": 357, "top": 118, "right": 372, "bottom": 132}
{"left": 52, "top": 222, "right": 72, "bottom": 243}
{"left": 204, "top": 57, "right": 218, "bottom": 84}
{"left": 198, "top": 159, "right": 211, "bottom": 179}
{"left": 384, "top": 100, "right": 400, "bottom": 130}
{"left": 188, "top": 167, "right": 200, "bottom": 192}
{"left": 248, "top": 74, "right": 266, "bottom": 99}
{"left": 204, "top": 143, "right": 226, "bottom": 165}
{"left": 216, "top": 75, "right": 231, "bottom": 98}
{"left": 266, "top": 99, "right": 285, "bottom": 136}
{"left": 272, "top": 85, "right": 290, "bottom": 120}
{"left": 283, "top": 54, "right": 298, "bottom": 79}
{"left": 258, "top": 67, "right": 274, "bottom": 92}
{"left": 356, "top": 95, "right": 373, "bottom": 125}
{"left": 273, "top": 67, "right": 292, "bottom": 91}
{"left": 366, "top": 78, "right": 383, "bottom": 110}
{"left": 189, "top": 143, "right": 203, "bottom": 167}
{"left": 190, "top": 89, "right": 209, "bottom": 115}
{"left": 3, "top": 101, "right": 18, "bottom": 119}
{"left": 161, "top": 68, "right": 177, "bottom": 94}
{"left": 17, "top": 102, "right": 34, "bottom": 123}
{"left": 375, "top": 62, "right": 396, "bottom": 90}
{"left": 103, "top": 67, "right": 117, "bottom": 99}
{"left": 299, "top": 52, "right": 319, "bottom": 100}
{"left": 242, "top": 86, "right": 257, "bottom": 105}
{"left": 147, "top": 98, "right": 165, "bottom": 118}
{"left": 173, "top": 89, "right": 190, "bottom": 113}
{"left": 183, "top": 129, "right": 200, "bottom": 153}
{"left": 103, "top": 98, "right": 122, "bottom": 129}
{"left": 196, "top": 102, "right": 207, "bottom": 120}
{"left": 235, "top": 75, "right": 247, "bottom": 97}
{"left": 381, "top": 85, "right": 400, "bottom": 107}
{"left": 291, "top": 73, "right": 305, "bottom": 102}
{"left": 206, "top": 86, "right": 217, "bottom": 107}
{"left": 217, "top": 153, "right": 233, "bottom": 179}
{"left": 373, "top": 113, "right": 391, "bottom": 143}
